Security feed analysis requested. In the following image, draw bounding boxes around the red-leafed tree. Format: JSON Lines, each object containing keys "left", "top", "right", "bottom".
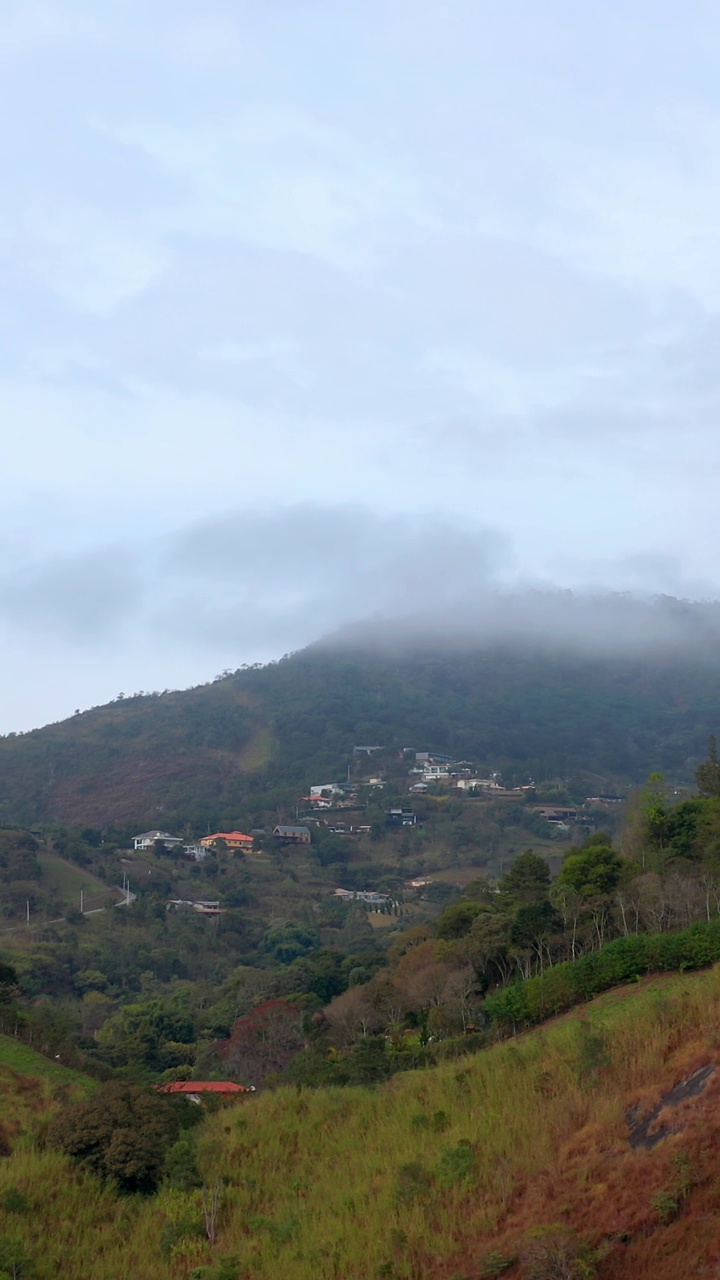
{"left": 220, "top": 999, "right": 304, "bottom": 1088}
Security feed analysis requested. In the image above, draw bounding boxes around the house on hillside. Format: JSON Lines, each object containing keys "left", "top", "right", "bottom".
{"left": 200, "top": 831, "right": 255, "bottom": 852}
{"left": 422, "top": 765, "right": 450, "bottom": 780}
{"left": 272, "top": 824, "right": 311, "bottom": 845}
{"left": 301, "top": 795, "right": 333, "bottom": 810}
{"left": 166, "top": 898, "right": 222, "bottom": 915}
{"left": 183, "top": 843, "right": 208, "bottom": 861}
{"left": 455, "top": 778, "right": 502, "bottom": 792}
{"left": 333, "top": 888, "right": 390, "bottom": 906}
{"left": 132, "top": 830, "right": 183, "bottom": 852}
{"left": 156, "top": 1081, "right": 254, "bottom": 1104}
{"left": 386, "top": 808, "right": 417, "bottom": 827}
{"left": 534, "top": 806, "right": 578, "bottom": 823}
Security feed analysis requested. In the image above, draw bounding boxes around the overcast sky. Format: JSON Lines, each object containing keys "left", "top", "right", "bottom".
{"left": 2, "top": 0, "right": 720, "bottom": 731}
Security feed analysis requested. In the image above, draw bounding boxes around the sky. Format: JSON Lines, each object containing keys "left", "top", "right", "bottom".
{"left": 2, "top": 0, "right": 720, "bottom": 731}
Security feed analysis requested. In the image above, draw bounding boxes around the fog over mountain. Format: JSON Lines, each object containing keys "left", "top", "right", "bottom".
{"left": 3, "top": 1, "right": 720, "bottom": 729}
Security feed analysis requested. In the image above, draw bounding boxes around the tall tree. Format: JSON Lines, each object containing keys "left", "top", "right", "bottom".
{"left": 499, "top": 850, "right": 551, "bottom": 903}
{"left": 696, "top": 735, "right": 720, "bottom": 798}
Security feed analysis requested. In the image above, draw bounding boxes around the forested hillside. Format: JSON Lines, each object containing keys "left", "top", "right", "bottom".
{"left": 3, "top": 619, "right": 720, "bottom": 827}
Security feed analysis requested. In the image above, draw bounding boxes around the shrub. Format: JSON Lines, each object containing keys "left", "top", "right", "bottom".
{"left": 0, "top": 1233, "right": 32, "bottom": 1278}
{"left": 437, "top": 1140, "right": 475, "bottom": 1186}
{"left": 47, "top": 1082, "right": 179, "bottom": 1194}
{"left": 478, "top": 1251, "right": 515, "bottom": 1278}
{"left": 0, "top": 1188, "right": 30, "bottom": 1214}
{"left": 521, "top": 1225, "right": 598, "bottom": 1279}
{"left": 164, "top": 1137, "right": 202, "bottom": 1190}
{"left": 652, "top": 1190, "right": 679, "bottom": 1225}
{"left": 396, "top": 1161, "right": 431, "bottom": 1203}
{"left": 484, "top": 919, "right": 720, "bottom": 1032}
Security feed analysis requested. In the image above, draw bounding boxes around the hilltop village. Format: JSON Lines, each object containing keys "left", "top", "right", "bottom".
{"left": 116, "top": 748, "right": 626, "bottom": 920}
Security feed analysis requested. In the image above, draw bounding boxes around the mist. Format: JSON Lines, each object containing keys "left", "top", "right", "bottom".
{"left": 1, "top": 502, "right": 718, "bottom": 734}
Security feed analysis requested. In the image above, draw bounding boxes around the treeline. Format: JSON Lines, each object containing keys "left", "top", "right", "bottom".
{"left": 484, "top": 918, "right": 720, "bottom": 1030}
{"left": 293, "top": 758, "right": 720, "bottom": 1081}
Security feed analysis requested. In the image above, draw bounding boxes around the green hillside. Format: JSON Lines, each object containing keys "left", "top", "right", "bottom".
{"left": 2, "top": 967, "right": 720, "bottom": 1280}
{"left": 3, "top": 623, "right": 720, "bottom": 827}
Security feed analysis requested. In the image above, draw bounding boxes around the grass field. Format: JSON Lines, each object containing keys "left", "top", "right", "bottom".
{"left": 0, "top": 1033, "right": 95, "bottom": 1149}
{"left": 36, "top": 851, "right": 120, "bottom": 911}
{"left": 0, "top": 1035, "right": 95, "bottom": 1089}
{"left": 3, "top": 968, "right": 720, "bottom": 1278}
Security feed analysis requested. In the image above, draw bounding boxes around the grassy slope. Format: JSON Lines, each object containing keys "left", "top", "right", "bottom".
{"left": 36, "top": 851, "right": 121, "bottom": 910}
{"left": 0, "top": 1035, "right": 94, "bottom": 1088}
{"left": 0, "top": 1035, "right": 95, "bottom": 1154}
{"left": 3, "top": 970, "right": 720, "bottom": 1278}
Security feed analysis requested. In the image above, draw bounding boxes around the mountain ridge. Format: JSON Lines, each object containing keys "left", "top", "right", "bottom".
{"left": 3, "top": 603, "right": 720, "bottom": 828}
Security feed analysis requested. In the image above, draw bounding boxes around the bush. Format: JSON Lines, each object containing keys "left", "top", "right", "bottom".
{"left": 437, "top": 1139, "right": 475, "bottom": 1186}
{"left": 47, "top": 1082, "right": 179, "bottom": 1194}
{"left": 484, "top": 919, "right": 720, "bottom": 1032}
{"left": 0, "top": 1188, "right": 30, "bottom": 1214}
{"left": 521, "top": 1225, "right": 598, "bottom": 1279}
{"left": 396, "top": 1161, "right": 431, "bottom": 1203}
{"left": 478, "top": 1251, "right": 515, "bottom": 1278}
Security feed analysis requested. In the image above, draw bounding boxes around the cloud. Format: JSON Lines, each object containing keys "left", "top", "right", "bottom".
{"left": 0, "top": 546, "right": 143, "bottom": 641}
{"left": 3, "top": 0, "right": 720, "bottom": 729}
{"left": 1, "top": 503, "right": 716, "bottom": 661}
{"left": 0, "top": 506, "right": 509, "bottom": 652}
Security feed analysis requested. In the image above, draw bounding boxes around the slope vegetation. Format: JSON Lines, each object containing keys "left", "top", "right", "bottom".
{"left": 3, "top": 968, "right": 720, "bottom": 1278}
{"left": 3, "top": 626, "right": 720, "bottom": 825}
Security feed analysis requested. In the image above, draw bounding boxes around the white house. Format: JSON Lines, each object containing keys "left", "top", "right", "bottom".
{"left": 132, "top": 830, "right": 183, "bottom": 852}
{"left": 184, "top": 843, "right": 208, "bottom": 861}
{"left": 454, "top": 778, "right": 502, "bottom": 791}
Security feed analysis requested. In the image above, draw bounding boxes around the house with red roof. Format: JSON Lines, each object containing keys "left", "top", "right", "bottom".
{"left": 199, "top": 831, "right": 255, "bottom": 852}
{"left": 157, "top": 1081, "right": 254, "bottom": 1104}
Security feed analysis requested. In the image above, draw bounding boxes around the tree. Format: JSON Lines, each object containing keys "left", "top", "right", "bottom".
{"left": 696, "top": 736, "right": 720, "bottom": 798}
{"left": 96, "top": 996, "right": 196, "bottom": 1071}
{"left": 47, "top": 1083, "right": 180, "bottom": 1194}
{"left": 466, "top": 911, "right": 513, "bottom": 986}
{"left": 324, "top": 985, "right": 382, "bottom": 1047}
{"left": 556, "top": 846, "right": 624, "bottom": 898}
{"left": 436, "top": 900, "right": 482, "bottom": 940}
{"left": 510, "top": 901, "right": 563, "bottom": 974}
{"left": 263, "top": 922, "right": 321, "bottom": 964}
{"left": 500, "top": 850, "right": 551, "bottom": 903}
{"left": 221, "top": 999, "right": 304, "bottom": 1087}
{"left": 0, "top": 1232, "right": 31, "bottom": 1279}
{"left": 641, "top": 773, "right": 672, "bottom": 857}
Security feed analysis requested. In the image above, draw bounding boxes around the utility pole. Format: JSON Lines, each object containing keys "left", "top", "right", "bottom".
{"left": 26, "top": 900, "right": 30, "bottom": 927}
{"left": 80, "top": 889, "right": 84, "bottom": 914}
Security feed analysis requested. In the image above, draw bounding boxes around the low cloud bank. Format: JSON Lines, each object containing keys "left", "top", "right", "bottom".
{"left": 0, "top": 503, "right": 718, "bottom": 732}
{"left": 0, "top": 504, "right": 716, "bottom": 658}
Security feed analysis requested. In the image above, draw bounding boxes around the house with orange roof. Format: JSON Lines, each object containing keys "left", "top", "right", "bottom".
{"left": 157, "top": 1081, "right": 254, "bottom": 1104}
{"left": 199, "top": 831, "right": 255, "bottom": 852}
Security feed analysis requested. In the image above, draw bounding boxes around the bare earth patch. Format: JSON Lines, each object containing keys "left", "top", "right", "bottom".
{"left": 627, "top": 1064, "right": 715, "bottom": 1149}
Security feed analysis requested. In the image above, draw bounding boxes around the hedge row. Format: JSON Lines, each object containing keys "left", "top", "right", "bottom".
{"left": 483, "top": 918, "right": 720, "bottom": 1031}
